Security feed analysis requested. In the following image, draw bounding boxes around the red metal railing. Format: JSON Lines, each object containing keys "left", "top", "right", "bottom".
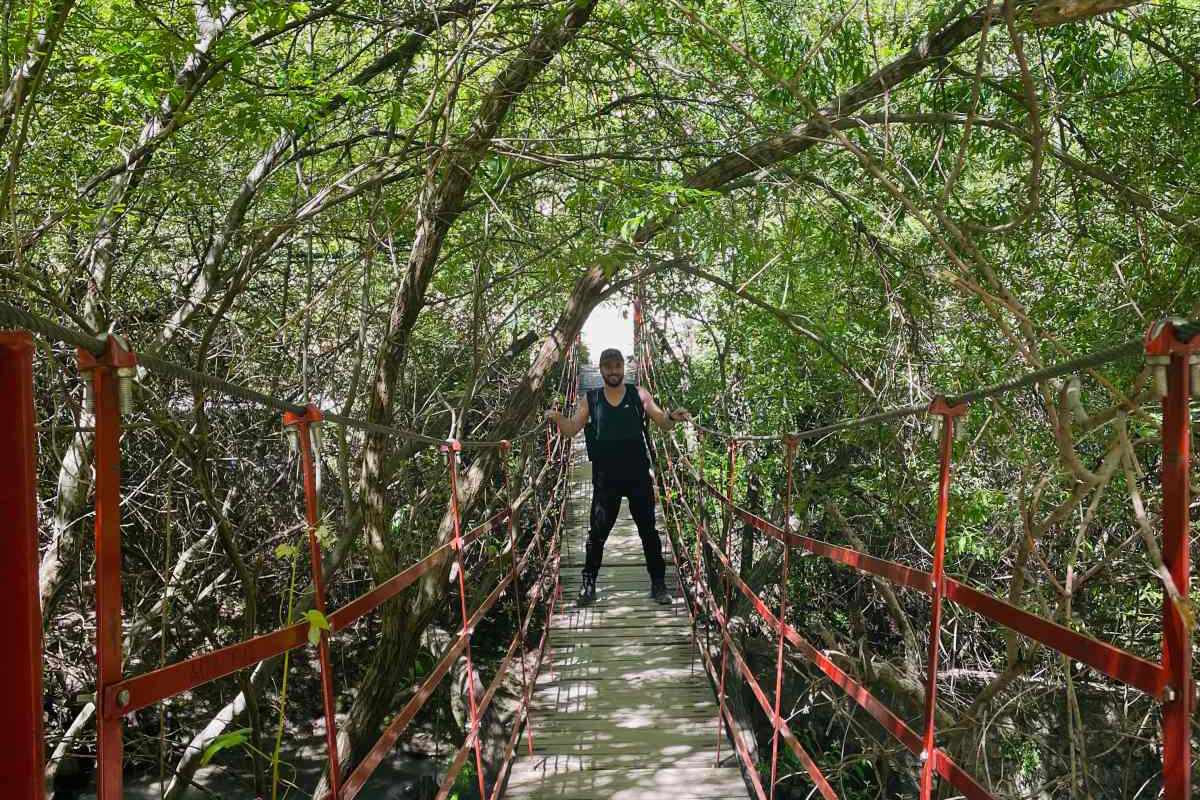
{"left": 4, "top": 324, "right": 580, "bottom": 800}
{"left": 637, "top": 304, "right": 1195, "bottom": 800}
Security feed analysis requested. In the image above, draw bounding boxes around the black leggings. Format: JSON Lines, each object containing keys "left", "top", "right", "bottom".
{"left": 584, "top": 470, "right": 665, "bottom": 583}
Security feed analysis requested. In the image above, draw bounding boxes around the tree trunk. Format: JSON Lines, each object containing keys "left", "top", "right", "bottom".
{"left": 325, "top": 3, "right": 599, "bottom": 793}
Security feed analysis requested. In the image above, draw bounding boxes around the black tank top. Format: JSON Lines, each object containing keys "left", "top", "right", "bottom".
{"left": 586, "top": 384, "right": 650, "bottom": 475}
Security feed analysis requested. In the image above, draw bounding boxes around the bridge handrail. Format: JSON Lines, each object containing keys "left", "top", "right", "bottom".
{"left": 0, "top": 318, "right": 580, "bottom": 800}
{"left": 430, "top": 461, "right": 571, "bottom": 800}
{"left": 693, "top": 473, "right": 1169, "bottom": 697}
{"left": 654, "top": 464, "right": 770, "bottom": 800}
{"left": 635, "top": 299, "right": 1195, "bottom": 800}
{"left": 683, "top": 320, "right": 1199, "bottom": 443}
{"left": 0, "top": 301, "right": 544, "bottom": 448}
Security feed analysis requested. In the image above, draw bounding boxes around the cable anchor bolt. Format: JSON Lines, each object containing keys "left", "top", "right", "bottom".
{"left": 110, "top": 335, "right": 137, "bottom": 415}
{"left": 76, "top": 335, "right": 138, "bottom": 417}
{"left": 82, "top": 374, "right": 96, "bottom": 415}
{"left": 1147, "top": 355, "right": 1170, "bottom": 400}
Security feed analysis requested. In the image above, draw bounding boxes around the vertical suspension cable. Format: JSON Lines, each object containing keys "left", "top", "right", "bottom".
{"left": 285, "top": 406, "right": 343, "bottom": 799}
{"left": 919, "top": 398, "right": 966, "bottom": 798}
{"left": 444, "top": 441, "right": 487, "bottom": 800}
{"left": 769, "top": 437, "right": 797, "bottom": 800}
{"left": 714, "top": 438, "right": 737, "bottom": 766}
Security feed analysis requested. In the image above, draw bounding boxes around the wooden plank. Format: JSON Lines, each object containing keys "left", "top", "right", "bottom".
{"left": 503, "top": 451, "right": 751, "bottom": 800}
{"left": 506, "top": 763, "right": 749, "bottom": 797}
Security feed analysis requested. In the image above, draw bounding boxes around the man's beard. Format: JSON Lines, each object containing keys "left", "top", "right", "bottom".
{"left": 604, "top": 373, "right": 623, "bottom": 386}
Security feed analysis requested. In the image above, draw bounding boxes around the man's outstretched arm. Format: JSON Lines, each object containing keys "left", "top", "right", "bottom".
{"left": 638, "top": 387, "right": 691, "bottom": 431}
{"left": 545, "top": 396, "right": 588, "bottom": 437}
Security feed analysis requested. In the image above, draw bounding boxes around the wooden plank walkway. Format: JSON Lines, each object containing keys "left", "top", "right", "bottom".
{"left": 504, "top": 447, "right": 751, "bottom": 799}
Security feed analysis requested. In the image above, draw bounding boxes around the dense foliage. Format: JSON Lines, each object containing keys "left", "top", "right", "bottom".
{"left": 4, "top": 0, "right": 1198, "bottom": 795}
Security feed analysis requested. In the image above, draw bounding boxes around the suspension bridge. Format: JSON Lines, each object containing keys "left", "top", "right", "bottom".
{"left": 1, "top": 299, "right": 1195, "bottom": 799}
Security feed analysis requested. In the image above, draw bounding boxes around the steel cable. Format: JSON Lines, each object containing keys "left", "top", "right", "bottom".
{"left": 0, "top": 301, "right": 543, "bottom": 449}
{"left": 648, "top": 317, "right": 1154, "bottom": 442}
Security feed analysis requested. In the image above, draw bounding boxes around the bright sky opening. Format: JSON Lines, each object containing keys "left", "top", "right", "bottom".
{"left": 581, "top": 299, "right": 634, "bottom": 365}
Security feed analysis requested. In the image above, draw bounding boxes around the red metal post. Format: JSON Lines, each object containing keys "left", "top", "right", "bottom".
{"left": 79, "top": 336, "right": 136, "bottom": 800}
{"left": 444, "top": 440, "right": 487, "bottom": 800}
{"left": 0, "top": 332, "right": 44, "bottom": 800}
{"left": 919, "top": 397, "right": 967, "bottom": 799}
{"left": 769, "top": 436, "right": 798, "bottom": 800}
{"left": 1145, "top": 321, "right": 1194, "bottom": 800}
{"left": 283, "top": 404, "right": 342, "bottom": 798}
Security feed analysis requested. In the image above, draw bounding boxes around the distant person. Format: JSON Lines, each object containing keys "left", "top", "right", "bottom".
{"left": 545, "top": 348, "right": 691, "bottom": 606}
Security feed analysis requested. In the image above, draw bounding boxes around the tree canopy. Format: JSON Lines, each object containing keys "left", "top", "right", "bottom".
{"left": 5, "top": 0, "right": 1199, "bottom": 795}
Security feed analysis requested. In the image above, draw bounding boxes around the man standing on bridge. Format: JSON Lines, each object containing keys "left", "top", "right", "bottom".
{"left": 545, "top": 348, "right": 691, "bottom": 607}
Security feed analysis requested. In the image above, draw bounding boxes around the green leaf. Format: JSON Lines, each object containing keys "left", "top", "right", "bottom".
{"left": 315, "top": 524, "right": 336, "bottom": 550}
{"left": 200, "top": 728, "right": 251, "bottom": 766}
{"left": 305, "top": 610, "right": 331, "bottom": 645}
{"left": 275, "top": 543, "right": 298, "bottom": 560}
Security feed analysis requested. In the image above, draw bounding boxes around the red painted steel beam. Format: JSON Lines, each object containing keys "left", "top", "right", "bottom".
{"left": 434, "top": 541, "right": 554, "bottom": 800}
{"left": 690, "top": 597, "right": 767, "bottom": 799}
{"left": 659, "top": 467, "right": 778, "bottom": 800}
{"left": 703, "top": 473, "right": 1169, "bottom": 697}
{"left": 490, "top": 615, "right": 553, "bottom": 800}
{"left": 466, "top": 507, "right": 511, "bottom": 540}
{"left": 107, "top": 504, "right": 514, "bottom": 716}
{"left": 779, "top": 524, "right": 934, "bottom": 595}
{"left": 1146, "top": 320, "right": 1195, "bottom": 800}
{"left": 329, "top": 542, "right": 453, "bottom": 630}
{"left": 713, "top": 440, "right": 737, "bottom": 767}
{"left": 700, "top": 553, "right": 836, "bottom": 799}
{"left": 434, "top": 630, "right": 524, "bottom": 799}
{"left": 942, "top": 578, "right": 1167, "bottom": 697}
{"left": 339, "top": 565, "right": 517, "bottom": 800}
{"left": 0, "top": 332, "right": 44, "bottom": 800}
{"left": 698, "top": 467, "right": 994, "bottom": 799}
{"left": 111, "top": 541, "right": 448, "bottom": 714}
{"left": 932, "top": 751, "right": 998, "bottom": 800}
{"left": 339, "top": 635, "right": 468, "bottom": 800}
{"left": 79, "top": 336, "right": 135, "bottom": 800}
{"left": 703, "top": 479, "right": 934, "bottom": 595}
{"left": 768, "top": 438, "right": 797, "bottom": 800}
{"left": 108, "top": 619, "right": 309, "bottom": 716}
{"left": 704, "top": 526, "right": 923, "bottom": 754}
{"left": 342, "top": 421, "right": 573, "bottom": 800}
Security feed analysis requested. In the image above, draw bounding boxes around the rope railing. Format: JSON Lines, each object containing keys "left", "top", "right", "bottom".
{"left": 0, "top": 301, "right": 543, "bottom": 448}
{"left": 635, "top": 300, "right": 1196, "bottom": 800}
{"left": 646, "top": 315, "right": 1195, "bottom": 443}
{"left": 0, "top": 321, "right": 580, "bottom": 800}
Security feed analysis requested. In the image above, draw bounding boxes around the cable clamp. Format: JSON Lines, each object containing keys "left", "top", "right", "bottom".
{"left": 76, "top": 335, "right": 138, "bottom": 417}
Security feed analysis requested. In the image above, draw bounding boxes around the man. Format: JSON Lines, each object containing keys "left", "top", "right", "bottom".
{"left": 545, "top": 348, "right": 691, "bottom": 607}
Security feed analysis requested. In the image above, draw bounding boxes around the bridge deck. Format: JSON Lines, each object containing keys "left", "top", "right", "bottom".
{"left": 504, "top": 449, "right": 751, "bottom": 799}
